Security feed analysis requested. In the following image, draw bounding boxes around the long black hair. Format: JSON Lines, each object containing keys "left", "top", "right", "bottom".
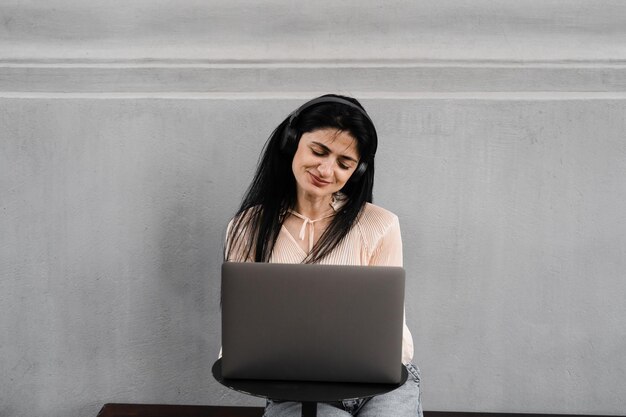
{"left": 225, "top": 94, "right": 378, "bottom": 264}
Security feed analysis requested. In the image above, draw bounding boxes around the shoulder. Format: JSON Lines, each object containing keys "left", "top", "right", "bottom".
{"left": 353, "top": 203, "right": 400, "bottom": 249}
{"left": 356, "top": 203, "right": 399, "bottom": 232}
{"left": 235, "top": 205, "right": 262, "bottom": 221}
{"left": 228, "top": 205, "right": 261, "bottom": 228}
{"left": 354, "top": 203, "right": 402, "bottom": 265}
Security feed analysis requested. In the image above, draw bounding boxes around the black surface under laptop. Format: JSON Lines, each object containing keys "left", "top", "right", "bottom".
{"left": 221, "top": 262, "right": 405, "bottom": 384}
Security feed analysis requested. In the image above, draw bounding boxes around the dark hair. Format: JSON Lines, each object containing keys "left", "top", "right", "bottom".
{"left": 225, "top": 94, "right": 378, "bottom": 264}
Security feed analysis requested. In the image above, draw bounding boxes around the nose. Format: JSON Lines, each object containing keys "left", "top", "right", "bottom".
{"left": 317, "top": 160, "right": 333, "bottom": 177}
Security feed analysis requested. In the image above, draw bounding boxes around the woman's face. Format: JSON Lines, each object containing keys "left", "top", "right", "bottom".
{"left": 291, "top": 128, "right": 360, "bottom": 200}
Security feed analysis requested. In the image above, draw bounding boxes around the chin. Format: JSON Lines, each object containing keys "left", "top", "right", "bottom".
{"left": 308, "top": 187, "right": 335, "bottom": 198}
{"left": 297, "top": 181, "right": 334, "bottom": 198}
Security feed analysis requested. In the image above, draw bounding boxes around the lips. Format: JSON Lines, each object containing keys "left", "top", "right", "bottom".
{"left": 308, "top": 172, "right": 330, "bottom": 187}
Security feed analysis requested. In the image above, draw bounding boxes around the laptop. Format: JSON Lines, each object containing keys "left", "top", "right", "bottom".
{"left": 221, "top": 262, "right": 405, "bottom": 383}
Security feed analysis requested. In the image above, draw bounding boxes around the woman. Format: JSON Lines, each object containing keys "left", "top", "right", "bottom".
{"left": 224, "top": 94, "right": 422, "bottom": 416}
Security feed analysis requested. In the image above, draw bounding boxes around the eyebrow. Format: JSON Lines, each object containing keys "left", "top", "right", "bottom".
{"left": 310, "top": 141, "right": 359, "bottom": 163}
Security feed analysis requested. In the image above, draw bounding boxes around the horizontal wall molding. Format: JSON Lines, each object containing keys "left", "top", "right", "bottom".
{"left": 2, "top": 62, "right": 626, "bottom": 94}
{"left": 3, "top": 1, "right": 626, "bottom": 94}
{"left": 4, "top": 92, "right": 626, "bottom": 100}
{"left": 2, "top": 1, "right": 626, "bottom": 63}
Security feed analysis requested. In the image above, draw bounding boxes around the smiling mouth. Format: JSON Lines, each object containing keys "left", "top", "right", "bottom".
{"left": 308, "top": 172, "right": 330, "bottom": 186}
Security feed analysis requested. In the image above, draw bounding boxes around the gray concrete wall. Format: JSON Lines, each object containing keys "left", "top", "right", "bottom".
{"left": 1, "top": 2, "right": 626, "bottom": 417}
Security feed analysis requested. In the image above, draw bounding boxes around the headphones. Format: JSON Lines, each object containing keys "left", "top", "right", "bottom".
{"left": 279, "top": 96, "right": 377, "bottom": 181}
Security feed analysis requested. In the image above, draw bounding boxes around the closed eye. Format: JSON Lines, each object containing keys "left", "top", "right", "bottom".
{"left": 309, "top": 142, "right": 358, "bottom": 170}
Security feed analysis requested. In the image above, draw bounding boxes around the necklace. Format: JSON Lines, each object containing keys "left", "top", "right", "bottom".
{"left": 288, "top": 209, "right": 336, "bottom": 252}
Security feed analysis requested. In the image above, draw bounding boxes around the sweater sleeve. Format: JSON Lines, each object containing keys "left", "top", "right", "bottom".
{"left": 367, "top": 214, "right": 414, "bottom": 364}
{"left": 368, "top": 214, "right": 403, "bottom": 267}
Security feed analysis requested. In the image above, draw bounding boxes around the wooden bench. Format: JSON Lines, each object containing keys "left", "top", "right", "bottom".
{"left": 97, "top": 404, "right": 264, "bottom": 417}
{"left": 97, "top": 404, "right": 620, "bottom": 417}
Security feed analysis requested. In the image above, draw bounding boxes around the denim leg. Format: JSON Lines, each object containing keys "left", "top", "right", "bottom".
{"left": 356, "top": 363, "right": 423, "bottom": 417}
{"left": 264, "top": 400, "right": 352, "bottom": 417}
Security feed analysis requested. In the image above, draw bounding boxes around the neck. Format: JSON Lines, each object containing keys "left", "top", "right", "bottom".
{"left": 294, "top": 192, "right": 334, "bottom": 220}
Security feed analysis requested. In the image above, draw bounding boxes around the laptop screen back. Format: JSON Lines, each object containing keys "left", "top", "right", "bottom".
{"left": 221, "top": 262, "right": 405, "bottom": 383}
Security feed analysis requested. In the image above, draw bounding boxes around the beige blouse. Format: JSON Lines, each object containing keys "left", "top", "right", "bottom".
{"left": 226, "top": 202, "right": 414, "bottom": 364}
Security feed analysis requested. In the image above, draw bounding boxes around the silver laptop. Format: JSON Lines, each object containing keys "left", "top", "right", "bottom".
{"left": 221, "top": 262, "right": 405, "bottom": 383}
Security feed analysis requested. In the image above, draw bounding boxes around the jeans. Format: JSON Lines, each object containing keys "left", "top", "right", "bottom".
{"left": 263, "top": 363, "right": 423, "bottom": 417}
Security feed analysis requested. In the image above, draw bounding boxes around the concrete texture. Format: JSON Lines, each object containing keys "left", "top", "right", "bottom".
{"left": 2, "top": 65, "right": 626, "bottom": 94}
{"left": 1, "top": 1, "right": 626, "bottom": 416}
{"left": 2, "top": 97, "right": 626, "bottom": 416}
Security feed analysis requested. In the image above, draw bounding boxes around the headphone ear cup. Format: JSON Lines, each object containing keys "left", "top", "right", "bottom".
{"left": 350, "top": 161, "right": 368, "bottom": 181}
{"left": 280, "top": 124, "right": 298, "bottom": 154}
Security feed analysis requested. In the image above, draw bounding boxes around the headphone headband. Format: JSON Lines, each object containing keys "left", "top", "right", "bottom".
{"left": 289, "top": 96, "right": 375, "bottom": 128}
